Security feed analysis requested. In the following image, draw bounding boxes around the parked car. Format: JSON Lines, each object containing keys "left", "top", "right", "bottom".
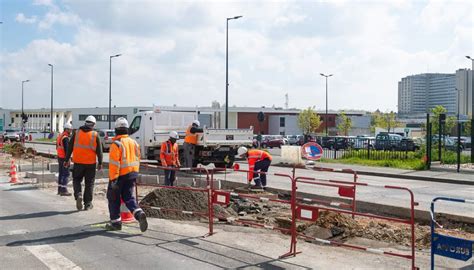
{"left": 375, "top": 133, "right": 419, "bottom": 151}
{"left": 261, "top": 135, "right": 284, "bottom": 148}
{"left": 3, "top": 129, "right": 21, "bottom": 142}
{"left": 286, "top": 135, "right": 304, "bottom": 145}
{"left": 98, "top": 129, "right": 116, "bottom": 152}
{"left": 353, "top": 135, "right": 375, "bottom": 149}
{"left": 432, "top": 135, "right": 463, "bottom": 151}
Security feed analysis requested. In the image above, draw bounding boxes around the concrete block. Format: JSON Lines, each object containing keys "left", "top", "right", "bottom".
{"left": 25, "top": 172, "right": 57, "bottom": 183}
{"left": 18, "top": 164, "right": 48, "bottom": 172}
{"left": 138, "top": 174, "right": 159, "bottom": 185}
{"left": 49, "top": 163, "right": 59, "bottom": 173}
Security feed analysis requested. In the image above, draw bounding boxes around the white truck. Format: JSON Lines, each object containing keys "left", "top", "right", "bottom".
{"left": 128, "top": 108, "right": 254, "bottom": 168}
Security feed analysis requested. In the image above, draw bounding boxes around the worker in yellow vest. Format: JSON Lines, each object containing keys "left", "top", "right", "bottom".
{"left": 105, "top": 117, "right": 147, "bottom": 232}
{"left": 56, "top": 123, "right": 73, "bottom": 196}
{"left": 64, "top": 115, "right": 103, "bottom": 211}
{"left": 183, "top": 120, "right": 202, "bottom": 168}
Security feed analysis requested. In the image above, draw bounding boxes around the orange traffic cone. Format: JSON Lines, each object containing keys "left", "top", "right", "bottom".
{"left": 120, "top": 199, "right": 135, "bottom": 223}
{"left": 9, "top": 160, "right": 18, "bottom": 184}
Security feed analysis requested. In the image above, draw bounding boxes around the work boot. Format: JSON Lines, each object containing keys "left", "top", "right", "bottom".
{"left": 105, "top": 222, "right": 122, "bottom": 231}
{"left": 76, "top": 195, "right": 83, "bottom": 211}
{"left": 84, "top": 203, "right": 94, "bottom": 210}
{"left": 60, "top": 192, "right": 72, "bottom": 196}
{"left": 250, "top": 185, "right": 263, "bottom": 190}
{"left": 136, "top": 211, "right": 148, "bottom": 232}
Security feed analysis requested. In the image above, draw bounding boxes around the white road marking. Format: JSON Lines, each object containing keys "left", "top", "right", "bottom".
{"left": 25, "top": 245, "right": 82, "bottom": 270}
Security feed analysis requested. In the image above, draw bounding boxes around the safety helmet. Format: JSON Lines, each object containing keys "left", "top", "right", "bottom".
{"left": 115, "top": 117, "right": 129, "bottom": 128}
{"left": 85, "top": 115, "right": 96, "bottom": 124}
{"left": 237, "top": 146, "right": 248, "bottom": 156}
{"left": 63, "top": 123, "right": 73, "bottom": 130}
{"left": 169, "top": 131, "right": 179, "bottom": 139}
{"left": 192, "top": 120, "right": 200, "bottom": 126}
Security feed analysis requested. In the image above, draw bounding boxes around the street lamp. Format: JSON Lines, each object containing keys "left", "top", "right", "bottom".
{"left": 320, "top": 73, "right": 333, "bottom": 136}
{"left": 48, "top": 64, "right": 54, "bottom": 132}
{"left": 109, "top": 54, "right": 121, "bottom": 129}
{"left": 225, "top": 15, "right": 242, "bottom": 129}
{"left": 466, "top": 56, "right": 474, "bottom": 163}
{"left": 21, "top": 79, "right": 30, "bottom": 140}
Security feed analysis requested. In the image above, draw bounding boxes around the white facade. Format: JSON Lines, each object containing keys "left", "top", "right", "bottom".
{"left": 456, "top": 68, "right": 473, "bottom": 117}
{"left": 9, "top": 109, "right": 72, "bottom": 132}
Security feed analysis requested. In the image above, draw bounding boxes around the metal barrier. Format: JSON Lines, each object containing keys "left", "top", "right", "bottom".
{"left": 210, "top": 167, "right": 298, "bottom": 258}
{"left": 430, "top": 197, "right": 474, "bottom": 270}
{"left": 291, "top": 175, "right": 418, "bottom": 270}
{"left": 135, "top": 166, "right": 215, "bottom": 236}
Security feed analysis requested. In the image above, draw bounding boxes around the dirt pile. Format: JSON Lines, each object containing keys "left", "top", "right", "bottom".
{"left": 140, "top": 188, "right": 234, "bottom": 221}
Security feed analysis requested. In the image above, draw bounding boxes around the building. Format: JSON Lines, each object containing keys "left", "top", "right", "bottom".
{"left": 0, "top": 108, "right": 11, "bottom": 132}
{"left": 398, "top": 73, "right": 456, "bottom": 117}
{"left": 9, "top": 109, "right": 72, "bottom": 132}
{"left": 456, "top": 68, "right": 473, "bottom": 117}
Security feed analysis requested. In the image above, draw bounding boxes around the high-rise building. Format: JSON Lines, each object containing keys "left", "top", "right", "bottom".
{"left": 398, "top": 73, "right": 456, "bottom": 117}
{"left": 456, "top": 68, "right": 473, "bottom": 117}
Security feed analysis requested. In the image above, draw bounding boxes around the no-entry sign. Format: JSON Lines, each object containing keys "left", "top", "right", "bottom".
{"left": 301, "top": 142, "right": 324, "bottom": 160}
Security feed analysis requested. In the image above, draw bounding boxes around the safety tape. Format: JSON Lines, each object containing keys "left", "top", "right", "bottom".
{"left": 314, "top": 238, "right": 331, "bottom": 245}
{"left": 263, "top": 224, "right": 274, "bottom": 230}
{"left": 149, "top": 206, "right": 162, "bottom": 211}
{"left": 260, "top": 197, "right": 269, "bottom": 202}
{"left": 302, "top": 198, "right": 312, "bottom": 202}
{"left": 366, "top": 248, "right": 385, "bottom": 255}
{"left": 181, "top": 211, "right": 194, "bottom": 215}
{"left": 465, "top": 199, "right": 474, "bottom": 204}
{"left": 330, "top": 202, "right": 341, "bottom": 207}
{"left": 230, "top": 192, "right": 239, "bottom": 197}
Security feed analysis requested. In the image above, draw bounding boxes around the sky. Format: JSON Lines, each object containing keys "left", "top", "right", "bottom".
{"left": 0, "top": 0, "right": 473, "bottom": 112}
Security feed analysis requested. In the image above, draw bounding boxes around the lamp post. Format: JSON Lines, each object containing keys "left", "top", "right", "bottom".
{"left": 21, "top": 79, "right": 30, "bottom": 141}
{"left": 48, "top": 64, "right": 54, "bottom": 132}
{"left": 467, "top": 56, "right": 474, "bottom": 163}
{"left": 225, "top": 15, "right": 242, "bottom": 129}
{"left": 109, "top": 54, "right": 121, "bottom": 129}
{"left": 320, "top": 73, "right": 333, "bottom": 136}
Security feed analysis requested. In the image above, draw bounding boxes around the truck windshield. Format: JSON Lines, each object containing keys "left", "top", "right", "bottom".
{"left": 129, "top": 116, "right": 141, "bottom": 134}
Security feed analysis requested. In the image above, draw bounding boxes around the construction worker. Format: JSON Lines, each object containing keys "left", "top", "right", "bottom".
{"left": 105, "top": 117, "right": 148, "bottom": 232}
{"left": 64, "top": 115, "right": 103, "bottom": 211}
{"left": 160, "top": 131, "right": 180, "bottom": 186}
{"left": 56, "top": 123, "right": 73, "bottom": 196}
{"left": 183, "top": 120, "right": 202, "bottom": 168}
{"left": 237, "top": 147, "right": 272, "bottom": 189}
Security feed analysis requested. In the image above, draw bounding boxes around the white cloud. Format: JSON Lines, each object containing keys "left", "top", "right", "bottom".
{"left": 16, "top": 13, "right": 37, "bottom": 24}
{"left": 38, "top": 10, "right": 81, "bottom": 30}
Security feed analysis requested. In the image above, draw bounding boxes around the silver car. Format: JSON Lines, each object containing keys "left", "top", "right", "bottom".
{"left": 98, "top": 129, "right": 116, "bottom": 152}
{"left": 3, "top": 129, "right": 21, "bottom": 142}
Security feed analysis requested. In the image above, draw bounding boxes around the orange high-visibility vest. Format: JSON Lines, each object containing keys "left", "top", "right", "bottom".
{"left": 56, "top": 131, "right": 69, "bottom": 159}
{"left": 109, "top": 135, "right": 140, "bottom": 180}
{"left": 184, "top": 125, "right": 198, "bottom": 145}
{"left": 247, "top": 149, "right": 272, "bottom": 180}
{"left": 72, "top": 130, "right": 98, "bottom": 164}
{"left": 160, "top": 140, "right": 179, "bottom": 167}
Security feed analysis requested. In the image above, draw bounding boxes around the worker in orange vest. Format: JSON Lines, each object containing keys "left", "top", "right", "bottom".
{"left": 237, "top": 147, "right": 272, "bottom": 189}
{"left": 56, "top": 123, "right": 73, "bottom": 196}
{"left": 183, "top": 120, "right": 202, "bottom": 168}
{"left": 64, "top": 115, "right": 103, "bottom": 211}
{"left": 160, "top": 131, "right": 181, "bottom": 186}
{"left": 105, "top": 117, "right": 147, "bottom": 232}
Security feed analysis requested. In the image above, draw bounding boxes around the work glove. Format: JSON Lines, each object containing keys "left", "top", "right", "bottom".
{"left": 110, "top": 180, "right": 119, "bottom": 192}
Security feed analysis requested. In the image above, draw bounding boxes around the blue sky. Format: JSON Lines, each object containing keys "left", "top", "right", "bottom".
{"left": 0, "top": 0, "right": 472, "bottom": 112}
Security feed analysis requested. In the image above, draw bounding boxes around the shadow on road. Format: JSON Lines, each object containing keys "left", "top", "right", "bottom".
{"left": 3, "top": 186, "right": 39, "bottom": 192}
{"left": 0, "top": 210, "right": 77, "bottom": 221}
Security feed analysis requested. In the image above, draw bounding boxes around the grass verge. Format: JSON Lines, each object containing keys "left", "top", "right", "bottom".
{"left": 321, "top": 157, "right": 426, "bottom": 170}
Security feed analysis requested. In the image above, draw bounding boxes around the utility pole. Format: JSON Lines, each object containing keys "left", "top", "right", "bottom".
{"left": 320, "top": 73, "right": 333, "bottom": 136}
{"left": 109, "top": 54, "right": 121, "bottom": 129}
{"left": 225, "top": 15, "right": 242, "bottom": 129}
{"left": 48, "top": 64, "right": 54, "bottom": 132}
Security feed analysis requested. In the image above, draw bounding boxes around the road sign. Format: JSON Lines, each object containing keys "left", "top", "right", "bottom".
{"left": 301, "top": 142, "right": 324, "bottom": 160}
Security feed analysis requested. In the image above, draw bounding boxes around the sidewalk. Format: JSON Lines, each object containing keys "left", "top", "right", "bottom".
{"left": 283, "top": 160, "right": 474, "bottom": 185}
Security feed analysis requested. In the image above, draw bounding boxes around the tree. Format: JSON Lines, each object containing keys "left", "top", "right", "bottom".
{"left": 298, "top": 107, "right": 322, "bottom": 136}
{"left": 370, "top": 111, "right": 402, "bottom": 133}
{"left": 337, "top": 112, "right": 352, "bottom": 136}
{"left": 430, "top": 105, "right": 456, "bottom": 135}
{"left": 463, "top": 117, "right": 472, "bottom": 136}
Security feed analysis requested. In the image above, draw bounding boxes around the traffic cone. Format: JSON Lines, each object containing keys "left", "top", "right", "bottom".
{"left": 120, "top": 199, "right": 135, "bottom": 223}
{"left": 9, "top": 160, "right": 18, "bottom": 184}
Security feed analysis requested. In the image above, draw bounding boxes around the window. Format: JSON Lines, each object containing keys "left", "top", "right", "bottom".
{"left": 279, "top": 117, "right": 285, "bottom": 127}
{"left": 129, "top": 116, "right": 141, "bottom": 134}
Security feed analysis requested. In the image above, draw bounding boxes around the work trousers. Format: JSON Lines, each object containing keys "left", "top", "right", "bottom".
{"left": 107, "top": 175, "right": 141, "bottom": 223}
{"left": 57, "top": 158, "right": 70, "bottom": 193}
{"left": 183, "top": 142, "right": 195, "bottom": 168}
{"left": 73, "top": 163, "right": 96, "bottom": 204}
{"left": 253, "top": 158, "right": 272, "bottom": 187}
{"left": 164, "top": 168, "right": 176, "bottom": 186}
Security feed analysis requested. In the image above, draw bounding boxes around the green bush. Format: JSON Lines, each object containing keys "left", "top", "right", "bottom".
{"left": 322, "top": 157, "right": 426, "bottom": 170}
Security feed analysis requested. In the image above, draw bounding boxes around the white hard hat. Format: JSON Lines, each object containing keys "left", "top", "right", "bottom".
{"left": 85, "top": 115, "right": 96, "bottom": 124}
{"left": 192, "top": 120, "right": 200, "bottom": 126}
{"left": 64, "top": 123, "right": 73, "bottom": 130}
{"left": 237, "top": 146, "right": 248, "bottom": 156}
{"left": 115, "top": 117, "right": 129, "bottom": 128}
{"left": 169, "top": 131, "right": 179, "bottom": 139}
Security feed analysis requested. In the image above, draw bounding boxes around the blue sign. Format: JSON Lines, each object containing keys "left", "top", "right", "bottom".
{"left": 301, "top": 142, "right": 324, "bottom": 160}
{"left": 432, "top": 234, "right": 473, "bottom": 261}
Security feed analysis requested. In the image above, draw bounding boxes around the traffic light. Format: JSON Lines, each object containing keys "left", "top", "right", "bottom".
{"left": 21, "top": 113, "right": 28, "bottom": 123}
